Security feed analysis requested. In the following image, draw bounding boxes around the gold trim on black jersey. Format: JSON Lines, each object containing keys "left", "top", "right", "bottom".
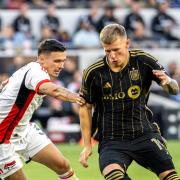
{"left": 83, "top": 60, "right": 104, "bottom": 81}
{"left": 130, "top": 50, "right": 157, "bottom": 62}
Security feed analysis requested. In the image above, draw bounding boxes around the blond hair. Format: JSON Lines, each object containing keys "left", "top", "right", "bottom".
{"left": 100, "top": 24, "right": 127, "bottom": 44}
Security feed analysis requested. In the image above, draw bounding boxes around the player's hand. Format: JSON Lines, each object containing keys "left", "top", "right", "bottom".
{"left": 76, "top": 95, "right": 85, "bottom": 105}
{"left": 152, "top": 70, "right": 171, "bottom": 86}
{"left": 79, "top": 146, "right": 92, "bottom": 168}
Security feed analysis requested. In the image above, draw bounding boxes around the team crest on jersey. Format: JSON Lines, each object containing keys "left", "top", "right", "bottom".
{"left": 129, "top": 69, "right": 140, "bottom": 81}
{"left": 128, "top": 85, "right": 141, "bottom": 99}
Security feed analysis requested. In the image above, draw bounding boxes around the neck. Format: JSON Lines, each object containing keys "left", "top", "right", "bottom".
{"left": 109, "top": 52, "right": 129, "bottom": 72}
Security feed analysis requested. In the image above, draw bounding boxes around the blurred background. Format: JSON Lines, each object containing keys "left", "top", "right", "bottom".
{"left": 0, "top": 0, "right": 180, "bottom": 179}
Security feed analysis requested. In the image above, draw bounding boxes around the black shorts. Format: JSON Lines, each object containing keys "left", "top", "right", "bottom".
{"left": 98, "top": 133, "right": 175, "bottom": 175}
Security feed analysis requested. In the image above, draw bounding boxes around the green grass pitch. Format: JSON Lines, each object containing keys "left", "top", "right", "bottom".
{"left": 25, "top": 141, "right": 180, "bottom": 180}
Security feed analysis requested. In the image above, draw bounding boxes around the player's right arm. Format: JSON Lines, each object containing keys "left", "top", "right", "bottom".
{"left": 38, "top": 81, "right": 85, "bottom": 105}
{"left": 24, "top": 63, "right": 84, "bottom": 105}
{"left": 79, "top": 103, "right": 93, "bottom": 168}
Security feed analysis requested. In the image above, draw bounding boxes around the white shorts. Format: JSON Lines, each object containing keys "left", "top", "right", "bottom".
{"left": 0, "top": 123, "right": 51, "bottom": 179}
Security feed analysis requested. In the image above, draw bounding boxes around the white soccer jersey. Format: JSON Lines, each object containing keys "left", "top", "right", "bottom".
{"left": 0, "top": 62, "right": 51, "bottom": 143}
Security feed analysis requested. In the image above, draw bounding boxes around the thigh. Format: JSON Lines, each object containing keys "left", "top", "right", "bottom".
{"left": 132, "top": 135, "right": 175, "bottom": 175}
{"left": 4, "top": 169, "right": 26, "bottom": 180}
{"left": 0, "top": 144, "right": 24, "bottom": 179}
{"left": 20, "top": 123, "right": 69, "bottom": 174}
{"left": 19, "top": 123, "right": 51, "bottom": 162}
{"left": 99, "top": 141, "right": 132, "bottom": 173}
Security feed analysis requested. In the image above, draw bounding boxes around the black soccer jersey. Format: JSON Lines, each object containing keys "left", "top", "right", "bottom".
{"left": 80, "top": 49, "right": 166, "bottom": 140}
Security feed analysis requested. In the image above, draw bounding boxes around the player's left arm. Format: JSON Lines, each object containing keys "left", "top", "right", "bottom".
{"left": 152, "top": 70, "right": 179, "bottom": 95}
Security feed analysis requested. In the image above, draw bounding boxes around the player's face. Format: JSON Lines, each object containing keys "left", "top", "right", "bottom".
{"left": 41, "top": 51, "right": 67, "bottom": 79}
{"left": 102, "top": 37, "right": 129, "bottom": 69}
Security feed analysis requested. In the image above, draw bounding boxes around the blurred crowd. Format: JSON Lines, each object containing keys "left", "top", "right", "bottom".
{"left": 0, "top": 0, "right": 180, "bottom": 54}
{"left": 1, "top": 0, "right": 180, "bottom": 9}
{"left": 0, "top": 0, "right": 180, "bottom": 141}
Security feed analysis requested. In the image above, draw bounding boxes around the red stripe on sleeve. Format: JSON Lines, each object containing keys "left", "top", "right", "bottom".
{"left": 35, "top": 79, "right": 51, "bottom": 93}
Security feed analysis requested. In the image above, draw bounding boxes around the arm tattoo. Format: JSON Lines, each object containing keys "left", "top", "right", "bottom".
{"left": 40, "top": 87, "right": 48, "bottom": 94}
{"left": 39, "top": 84, "right": 78, "bottom": 102}
{"left": 164, "top": 79, "right": 179, "bottom": 95}
{"left": 55, "top": 87, "right": 78, "bottom": 102}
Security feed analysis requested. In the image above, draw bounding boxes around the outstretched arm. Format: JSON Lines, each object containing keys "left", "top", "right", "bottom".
{"left": 79, "top": 103, "right": 93, "bottom": 168}
{"left": 153, "top": 70, "right": 179, "bottom": 95}
{"left": 38, "top": 81, "right": 85, "bottom": 105}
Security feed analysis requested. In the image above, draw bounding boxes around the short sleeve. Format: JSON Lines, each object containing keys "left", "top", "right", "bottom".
{"left": 25, "top": 63, "right": 51, "bottom": 92}
{"left": 142, "top": 53, "right": 167, "bottom": 84}
{"left": 80, "top": 69, "right": 96, "bottom": 104}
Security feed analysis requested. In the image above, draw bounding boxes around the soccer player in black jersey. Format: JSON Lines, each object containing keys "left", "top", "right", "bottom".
{"left": 79, "top": 24, "right": 180, "bottom": 180}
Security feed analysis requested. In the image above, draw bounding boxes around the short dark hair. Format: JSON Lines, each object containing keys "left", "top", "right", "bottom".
{"left": 38, "top": 39, "right": 66, "bottom": 56}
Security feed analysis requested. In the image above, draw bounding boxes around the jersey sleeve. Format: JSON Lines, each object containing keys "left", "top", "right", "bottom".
{"left": 142, "top": 52, "right": 168, "bottom": 84}
{"left": 25, "top": 63, "right": 51, "bottom": 92}
{"left": 79, "top": 69, "right": 96, "bottom": 104}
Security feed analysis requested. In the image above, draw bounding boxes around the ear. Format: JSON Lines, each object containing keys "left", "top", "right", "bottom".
{"left": 126, "top": 38, "right": 130, "bottom": 48}
{"left": 38, "top": 54, "right": 45, "bottom": 64}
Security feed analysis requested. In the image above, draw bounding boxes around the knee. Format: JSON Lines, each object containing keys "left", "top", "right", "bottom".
{"left": 56, "top": 158, "right": 70, "bottom": 175}
{"left": 104, "top": 169, "right": 131, "bottom": 180}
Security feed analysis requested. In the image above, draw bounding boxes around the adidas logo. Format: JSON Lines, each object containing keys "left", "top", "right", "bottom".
{"left": 103, "top": 82, "right": 112, "bottom": 88}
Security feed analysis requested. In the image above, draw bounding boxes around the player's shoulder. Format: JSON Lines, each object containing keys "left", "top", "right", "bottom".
{"left": 130, "top": 49, "right": 158, "bottom": 62}
{"left": 83, "top": 57, "right": 105, "bottom": 78}
{"left": 28, "top": 61, "right": 41, "bottom": 68}
{"left": 28, "top": 62, "right": 47, "bottom": 72}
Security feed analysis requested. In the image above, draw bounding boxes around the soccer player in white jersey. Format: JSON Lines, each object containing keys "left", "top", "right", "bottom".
{"left": 0, "top": 39, "right": 84, "bottom": 180}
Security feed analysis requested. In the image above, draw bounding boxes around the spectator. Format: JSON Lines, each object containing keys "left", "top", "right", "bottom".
{"left": 0, "top": 25, "right": 32, "bottom": 55}
{"left": 5, "top": 0, "right": 24, "bottom": 9}
{"left": 29, "top": 0, "right": 54, "bottom": 9}
{"left": 59, "top": 57, "right": 78, "bottom": 87}
{"left": 97, "top": 4, "right": 119, "bottom": 32}
{"left": 39, "top": 26, "right": 54, "bottom": 42}
{"left": 151, "top": 0, "right": 179, "bottom": 44}
{"left": 12, "top": 3, "right": 32, "bottom": 38}
{"left": 130, "top": 22, "right": 157, "bottom": 48}
{"left": 40, "top": 4, "right": 60, "bottom": 37}
{"left": 73, "top": 17, "right": 100, "bottom": 49}
{"left": 58, "top": 30, "right": 72, "bottom": 49}
{"left": 170, "top": 0, "right": 180, "bottom": 8}
{"left": 144, "top": 0, "right": 157, "bottom": 8}
{"left": 75, "top": 3, "right": 100, "bottom": 33}
{"left": 7, "top": 56, "right": 25, "bottom": 75}
{"left": 66, "top": 70, "right": 82, "bottom": 123}
{"left": 124, "top": 0, "right": 145, "bottom": 38}
{"left": 167, "top": 61, "right": 179, "bottom": 78}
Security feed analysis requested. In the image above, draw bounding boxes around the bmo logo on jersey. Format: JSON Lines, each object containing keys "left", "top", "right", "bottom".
{"left": 4, "top": 160, "right": 16, "bottom": 170}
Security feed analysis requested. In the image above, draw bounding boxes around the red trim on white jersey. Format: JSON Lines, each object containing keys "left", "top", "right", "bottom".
{"left": 5, "top": 91, "right": 36, "bottom": 142}
{"left": 35, "top": 79, "right": 51, "bottom": 93}
{"left": 0, "top": 91, "right": 36, "bottom": 143}
{"left": 0, "top": 104, "right": 19, "bottom": 143}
